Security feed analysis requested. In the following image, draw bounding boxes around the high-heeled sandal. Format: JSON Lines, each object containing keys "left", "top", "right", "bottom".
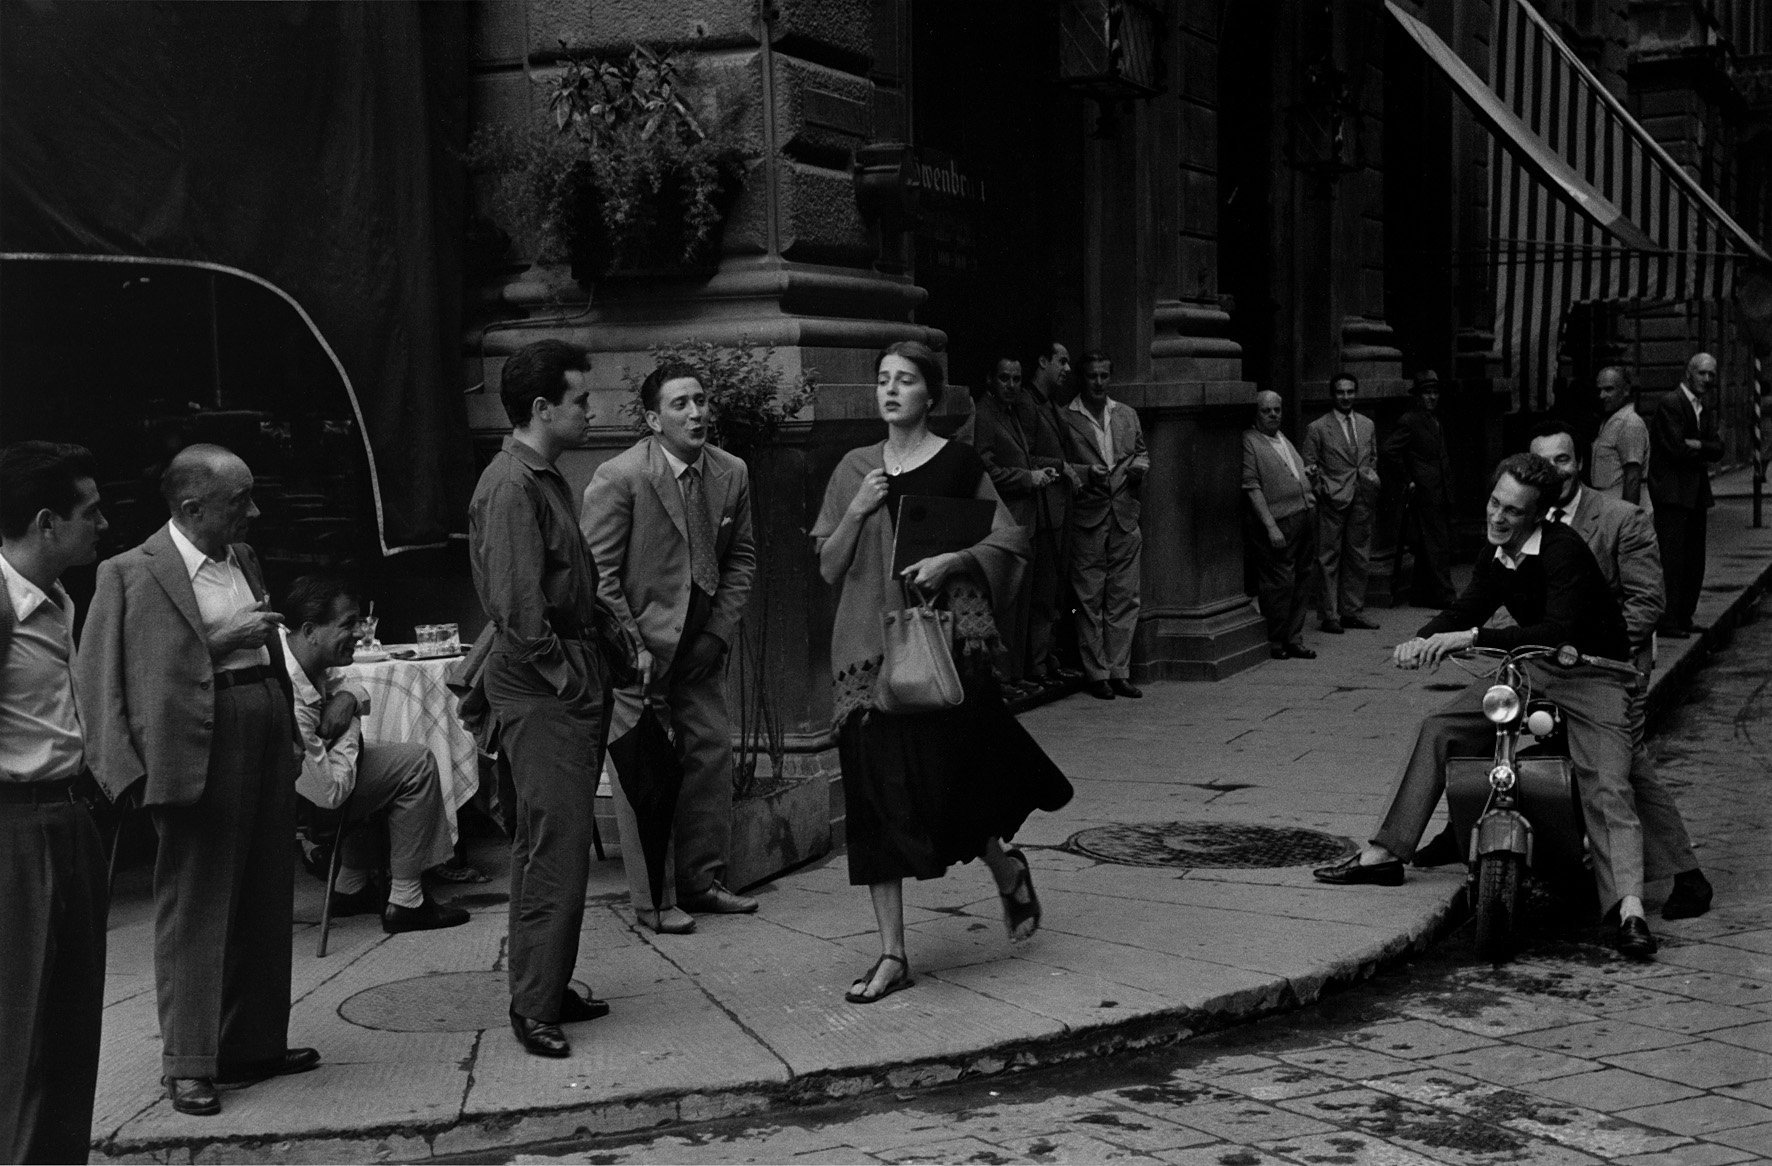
{"left": 844, "top": 953, "right": 914, "bottom": 1003}
{"left": 999, "top": 847, "right": 1041, "bottom": 942}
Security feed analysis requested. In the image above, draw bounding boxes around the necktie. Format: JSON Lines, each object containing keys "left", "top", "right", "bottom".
{"left": 1549, "top": 507, "right": 1565, "bottom": 524}
{"left": 683, "top": 465, "right": 720, "bottom": 594}
{"left": 1342, "top": 413, "right": 1356, "bottom": 449}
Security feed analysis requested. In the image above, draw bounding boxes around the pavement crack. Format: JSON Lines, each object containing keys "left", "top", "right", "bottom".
{"left": 457, "top": 1028, "right": 484, "bottom": 1117}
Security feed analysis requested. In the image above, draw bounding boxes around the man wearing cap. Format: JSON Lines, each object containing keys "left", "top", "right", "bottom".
{"left": 1384, "top": 370, "right": 1457, "bottom": 608}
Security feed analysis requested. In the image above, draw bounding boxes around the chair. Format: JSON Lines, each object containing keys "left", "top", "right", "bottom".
{"left": 313, "top": 811, "right": 355, "bottom": 958}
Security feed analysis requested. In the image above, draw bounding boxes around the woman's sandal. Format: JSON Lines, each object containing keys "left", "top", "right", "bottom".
{"left": 844, "top": 953, "right": 914, "bottom": 1004}
{"left": 999, "top": 847, "right": 1041, "bottom": 942}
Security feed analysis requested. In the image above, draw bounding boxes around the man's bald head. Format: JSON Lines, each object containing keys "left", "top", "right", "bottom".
{"left": 162, "top": 443, "right": 258, "bottom": 557}
{"left": 161, "top": 443, "right": 247, "bottom": 513}
{"left": 1686, "top": 351, "right": 1719, "bottom": 398}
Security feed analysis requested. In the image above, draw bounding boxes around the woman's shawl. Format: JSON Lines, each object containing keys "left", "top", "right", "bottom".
{"left": 811, "top": 441, "right": 1030, "bottom": 726}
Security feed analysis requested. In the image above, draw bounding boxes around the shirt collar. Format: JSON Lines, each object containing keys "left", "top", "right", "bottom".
{"left": 501, "top": 433, "right": 562, "bottom": 477}
{"left": 0, "top": 551, "right": 67, "bottom": 623}
{"left": 278, "top": 628, "right": 327, "bottom": 707}
{"left": 658, "top": 441, "right": 701, "bottom": 479}
{"left": 1069, "top": 396, "right": 1115, "bottom": 425}
{"left": 167, "top": 520, "right": 230, "bottom": 580}
{"left": 1494, "top": 524, "right": 1544, "bottom": 571}
{"left": 1555, "top": 487, "right": 1583, "bottom": 525}
{"left": 1679, "top": 383, "right": 1702, "bottom": 412}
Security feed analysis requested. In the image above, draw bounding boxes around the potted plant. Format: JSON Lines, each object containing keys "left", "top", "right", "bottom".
{"left": 471, "top": 43, "right": 748, "bottom": 283}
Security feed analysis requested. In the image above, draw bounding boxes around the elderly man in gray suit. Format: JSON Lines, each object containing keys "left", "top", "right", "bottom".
{"left": 78, "top": 444, "right": 315, "bottom": 1117}
{"left": 583, "top": 362, "right": 759, "bottom": 934}
{"left": 1302, "top": 372, "right": 1381, "bottom": 634}
{"left": 1243, "top": 391, "right": 1317, "bottom": 659}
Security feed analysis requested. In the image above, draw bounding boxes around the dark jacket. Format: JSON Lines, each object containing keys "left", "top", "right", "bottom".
{"left": 1382, "top": 406, "right": 1455, "bottom": 496}
{"left": 1418, "top": 520, "right": 1629, "bottom": 661}
{"left": 971, "top": 392, "right": 1043, "bottom": 528}
{"left": 1646, "top": 386, "right": 1723, "bottom": 511}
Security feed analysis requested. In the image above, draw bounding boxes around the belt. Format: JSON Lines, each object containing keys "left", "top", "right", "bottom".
{"left": 0, "top": 776, "right": 83, "bottom": 804}
{"left": 214, "top": 663, "right": 278, "bottom": 691}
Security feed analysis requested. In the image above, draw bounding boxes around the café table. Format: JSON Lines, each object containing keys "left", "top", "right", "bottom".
{"left": 339, "top": 646, "right": 478, "bottom": 842}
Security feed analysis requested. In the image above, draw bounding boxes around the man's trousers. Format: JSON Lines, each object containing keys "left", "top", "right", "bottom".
{"left": 1315, "top": 494, "right": 1373, "bottom": 623}
{"left": 605, "top": 660, "right": 735, "bottom": 910}
{"left": 149, "top": 677, "right": 296, "bottom": 1079}
{"left": 1070, "top": 520, "right": 1142, "bottom": 681}
{"left": 1024, "top": 519, "right": 1069, "bottom": 679}
{"left": 997, "top": 523, "right": 1035, "bottom": 683}
{"left": 1248, "top": 509, "right": 1314, "bottom": 649}
{"left": 1626, "top": 650, "right": 1699, "bottom": 882}
{"left": 483, "top": 639, "right": 608, "bottom": 1023}
{"left": 1653, "top": 502, "right": 1709, "bottom": 629}
{"left": 0, "top": 796, "right": 107, "bottom": 1163}
{"left": 1402, "top": 487, "right": 1456, "bottom": 605}
{"left": 1372, "top": 667, "right": 1643, "bottom": 912}
{"left": 338, "top": 742, "right": 455, "bottom": 881}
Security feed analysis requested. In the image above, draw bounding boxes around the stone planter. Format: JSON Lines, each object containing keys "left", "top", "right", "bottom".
{"left": 726, "top": 774, "right": 832, "bottom": 893}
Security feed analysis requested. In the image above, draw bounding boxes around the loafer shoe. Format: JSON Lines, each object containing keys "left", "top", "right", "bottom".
{"left": 509, "top": 1009, "right": 570, "bottom": 1058}
{"left": 1663, "top": 869, "right": 1713, "bottom": 920}
{"left": 1616, "top": 915, "right": 1659, "bottom": 960}
{"left": 1342, "top": 614, "right": 1381, "bottom": 630}
{"left": 1319, "top": 619, "right": 1345, "bottom": 634}
{"left": 1312, "top": 854, "right": 1405, "bottom": 886}
{"left": 558, "top": 987, "right": 611, "bottom": 1023}
{"left": 1052, "top": 666, "right": 1083, "bottom": 682}
{"left": 1086, "top": 679, "right": 1115, "bottom": 699}
{"left": 382, "top": 896, "right": 471, "bottom": 934}
{"left": 1658, "top": 624, "right": 1691, "bottom": 640}
{"left": 327, "top": 887, "right": 383, "bottom": 918}
{"left": 636, "top": 906, "right": 696, "bottom": 934}
{"left": 166, "top": 1076, "right": 220, "bottom": 1115}
{"left": 680, "top": 882, "right": 758, "bottom": 914}
{"left": 1109, "top": 679, "right": 1143, "bottom": 699}
{"left": 215, "top": 1047, "right": 321, "bottom": 1088}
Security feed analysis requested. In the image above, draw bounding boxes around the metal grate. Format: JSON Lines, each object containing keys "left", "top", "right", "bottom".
{"left": 1064, "top": 821, "right": 1353, "bottom": 869}
{"left": 339, "top": 971, "right": 586, "bottom": 1033}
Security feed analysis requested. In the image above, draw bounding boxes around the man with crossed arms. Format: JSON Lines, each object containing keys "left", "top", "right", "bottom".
{"left": 584, "top": 361, "right": 758, "bottom": 934}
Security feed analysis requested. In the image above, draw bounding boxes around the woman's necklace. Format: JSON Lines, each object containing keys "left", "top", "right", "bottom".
{"left": 885, "top": 431, "right": 932, "bottom": 475}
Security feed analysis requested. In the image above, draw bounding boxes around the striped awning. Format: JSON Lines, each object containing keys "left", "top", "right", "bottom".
{"left": 1386, "top": 0, "right": 1769, "bottom": 409}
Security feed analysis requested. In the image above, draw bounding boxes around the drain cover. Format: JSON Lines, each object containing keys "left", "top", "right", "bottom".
{"left": 339, "top": 971, "right": 587, "bottom": 1032}
{"left": 1064, "top": 821, "right": 1352, "bottom": 869}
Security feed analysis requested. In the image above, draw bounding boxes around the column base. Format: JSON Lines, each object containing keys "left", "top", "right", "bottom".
{"left": 1133, "top": 597, "right": 1272, "bottom": 682}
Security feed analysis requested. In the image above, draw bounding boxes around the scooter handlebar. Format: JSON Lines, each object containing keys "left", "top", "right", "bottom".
{"left": 1451, "top": 644, "right": 1636, "bottom": 675}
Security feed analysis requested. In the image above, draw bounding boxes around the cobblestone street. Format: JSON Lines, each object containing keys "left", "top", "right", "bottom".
{"left": 483, "top": 595, "right": 1772, "bottom": 1166}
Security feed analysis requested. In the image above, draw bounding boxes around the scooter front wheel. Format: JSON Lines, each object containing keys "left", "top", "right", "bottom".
{"left": 1473, "top": 852, "right": 1522, "bottom": 964}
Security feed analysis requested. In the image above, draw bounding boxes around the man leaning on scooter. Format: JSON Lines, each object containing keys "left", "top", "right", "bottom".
{"left": 1313, "top": 452, "right": 1660, "bottom": 960}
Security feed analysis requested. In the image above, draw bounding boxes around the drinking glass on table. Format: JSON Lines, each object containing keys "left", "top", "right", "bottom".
{"left": 357, "top": 615, "right": 380, "bottom": 651}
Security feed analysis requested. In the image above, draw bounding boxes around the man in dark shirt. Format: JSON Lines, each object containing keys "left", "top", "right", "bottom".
{"left": 1383, "top": 370, "right": 1458, "bottom": 607}
{"left": 467, "top": 339, "right": 616, "bottom": 1057}
{"left": 1314, "top": 453, "right": 1656, "bottom": 959}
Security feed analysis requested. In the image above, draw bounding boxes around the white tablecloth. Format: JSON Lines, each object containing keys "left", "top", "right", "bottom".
{"left": 339, "top": 654, "right": 477, "bottom": 842}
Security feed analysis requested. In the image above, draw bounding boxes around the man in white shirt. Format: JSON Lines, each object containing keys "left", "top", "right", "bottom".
{"left": 0, "top": 442, "right": 108, "bottom": 1163}
{"left": 1647, "top": 352, "right": 1724, "bottom": 636}
{"left": 280, "top": 575, "right": 467, "bottom": 934}
{"left": 1591, "top": 365, "right": 1651, "bottom": 510}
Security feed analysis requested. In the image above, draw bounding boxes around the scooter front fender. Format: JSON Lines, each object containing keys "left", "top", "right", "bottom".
{"left": 1474, "top": 811, "right": 1533, "bottom": 865}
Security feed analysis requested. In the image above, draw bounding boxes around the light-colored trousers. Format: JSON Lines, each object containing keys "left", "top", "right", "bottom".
{"left": 1071, "top": 521, "right": 1142, "bottom": 681}
{"left": 1315, "top": 493, "right": 1373, "bottom": 622}
{"left": 335, "top": 742, "right": 456, "bottom": 881}
{"left": 1626, "top": 649, "right": 1699, "bottom": 882}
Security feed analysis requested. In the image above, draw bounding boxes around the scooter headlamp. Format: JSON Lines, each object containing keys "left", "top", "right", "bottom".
{"left": 1482, "top": 684, "right": 1522, "bottom": 724}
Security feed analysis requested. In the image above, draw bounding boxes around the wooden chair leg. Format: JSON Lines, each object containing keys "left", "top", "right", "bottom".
{"left": 317, "top": 827, "right": 346, "bottom": 958}
{"left": 590, "top": 801, "right": 606, "bottom": 862}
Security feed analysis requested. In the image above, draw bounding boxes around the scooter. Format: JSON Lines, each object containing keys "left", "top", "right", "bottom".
{"left": 1443, "top": 644, "right": 1638, "bottom": 962}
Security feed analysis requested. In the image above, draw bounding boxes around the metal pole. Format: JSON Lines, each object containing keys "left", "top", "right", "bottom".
{"left": 1754, "top": 356, "right": 1764, "bottom": 529}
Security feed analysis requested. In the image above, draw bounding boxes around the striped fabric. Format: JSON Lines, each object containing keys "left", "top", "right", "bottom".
{"left": 1487, "top": 0, "right": 1767, "bottom": 409}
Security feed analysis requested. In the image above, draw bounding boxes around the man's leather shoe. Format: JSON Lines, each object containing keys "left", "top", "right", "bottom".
{"left": 1319, "top": 619, "right": 1345, "bottom": 634}
{"left": 1312, "top": 854, "right": 1406, "bottom": 886}
{"left": 558, "top": 987, "right": 611, "bottom": 1023}
{"left": 1086, "top": 679, "right": 1115, "bottom": 699}
{"left": 1109, "top": 679, "right": 1143, "bottom": 699}
{"left": 1412, "top": 826, "right": 1462, "bottom": 868}
{"left": 215, "top": 1047, "right": 321, "bottom": 1088}
{"left": 1617, "top": 915, "right": 1659, "bottom": 960}
{"left": 636, "top": 906, "right": 696, "bottom": 934}
{"left": 166, "top": 1076, "right": 220, "bottom": 1115}
{"left": 509, "top": 1009, "right": 570, "bottom": 1058}
{"left": 1658, "top": 624, "right": 1691, "bottom": 639}
{"left": 382, "top": 896, "right": 470, "bottom": 934}
{"left": 681, "top": 882, "right": 758, "bottom": 914}
{"left": 1663, "top": 869, "right": 1713, "bottom": 920}
{"left": 327, "top": 887, "right": 383, "bottom": 917}
{"left": 1053, "top": 666, "right": 1083, "bottom": 682}
{"left": 1271, "top": 645, "right": 1289, "bottom": 659}
{"left": 1284, "top": 643, "right": 1318, "bottom": 660}
{"left": 1342, "top": 614, "right": 1381, "bottom": 630}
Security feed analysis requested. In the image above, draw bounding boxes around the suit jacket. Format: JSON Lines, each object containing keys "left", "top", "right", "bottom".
{"left": 75, "top": 525, "right": 291, "bottom": 805}
{"left": 1647, "top": 386, "right": 1723, "bottom": 510}
{"left": 1064, "top": 397, "right": 1148, "bottom": 533}
{"left": 1241, "top": 428, "right": 1314, "bottom": 521}
{"left": 1301, "top": 409, "right": 1378, "bottom": 507}
{"left": 1021, "top": 386, "right": 1087, "bottom": 532}
{"left": 1382, "top": 406, "right": 1454, "bottom": 496}
{"left": 1564, "top": 488, "right": 1664, "bottom": 651}
{"left": 971, "top": 392, "right": 1042, "bottom": 528}
{"left": 581, "top": 436, "right": 757, "bottom": 673}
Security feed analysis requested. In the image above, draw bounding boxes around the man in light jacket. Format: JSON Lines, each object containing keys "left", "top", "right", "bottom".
{"left": 1243, "top": 391, "right": 1317, "bottom": 659}
{"left": 1302, "top": 372, "right": 1381, "bottom": 634}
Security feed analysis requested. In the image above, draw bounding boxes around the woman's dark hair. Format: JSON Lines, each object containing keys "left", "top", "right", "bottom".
{"left": 0, "top": 441, "right": 97, "bottom": 539}
{"left": 876, "top": 340, "right": 945, "bottom": 409}
{"left": 499, "top": 339, "right": 591, "bottom": 427}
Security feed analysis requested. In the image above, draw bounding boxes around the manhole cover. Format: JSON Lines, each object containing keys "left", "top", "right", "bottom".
{"left": 339, "top": 971, "right": 587, "bottom": 1032}
{"left": 1064, "top": 821, "right": 1352, "bottom": 869}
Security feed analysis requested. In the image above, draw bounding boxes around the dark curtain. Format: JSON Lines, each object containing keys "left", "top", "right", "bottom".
{"left": 0, "top": 0, "right": 471, "bottom": 549}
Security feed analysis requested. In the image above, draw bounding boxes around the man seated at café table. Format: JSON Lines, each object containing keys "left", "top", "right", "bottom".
{"left": 280, "top": 573, "right": 469, "bottom": 932}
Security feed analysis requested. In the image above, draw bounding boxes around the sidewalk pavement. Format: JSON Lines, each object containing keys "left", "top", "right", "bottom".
{"left": 91, "top": 476, "right": 1772, "bottom": 1164}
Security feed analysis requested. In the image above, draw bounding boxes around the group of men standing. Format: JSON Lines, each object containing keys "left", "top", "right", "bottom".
{"left": 969, "top": 342, "right": 1149, "bottom": 701}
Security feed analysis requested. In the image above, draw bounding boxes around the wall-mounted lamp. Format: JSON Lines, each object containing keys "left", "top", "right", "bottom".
{"left": 1058, "top": 0, "right": 1168, "bottom": 136}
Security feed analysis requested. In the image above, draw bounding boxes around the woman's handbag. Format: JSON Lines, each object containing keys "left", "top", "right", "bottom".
{"left": 876, "top": 582, "right": 964, "bottom": 714}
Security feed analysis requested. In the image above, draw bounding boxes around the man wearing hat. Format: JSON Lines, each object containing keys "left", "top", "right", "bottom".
{"left": 1383, "top": 370, "right": 1457, "bottom": 607}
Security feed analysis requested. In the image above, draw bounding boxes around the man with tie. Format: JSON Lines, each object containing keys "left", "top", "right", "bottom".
{"left": 79, "top": 443, "right": 316, "bottom": 1115}
{"left": 1024, "top": 343, "right": 1087, "bottom": 684}
{"left": 1647, "top": 351, "right": 1724, "bottom": 637}
{"left": 583, "top": 362, "right": 759, "bottom": 934}
{"left": 1, "top": 442, "right": 108, "bottom": 1161}
{"left": 1384, "top": 370, "right": 1458, "bottom": 608}
{"left": 1302, "top": 373, "right": 1381, "bottom": 634}
{"left": 1242, "top": 390, "right": 1317, "bottom": 660}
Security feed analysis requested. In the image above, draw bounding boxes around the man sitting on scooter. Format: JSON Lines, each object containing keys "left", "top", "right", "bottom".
{"left": 1313, "top": 452, "right": 1657, "bottom": 960}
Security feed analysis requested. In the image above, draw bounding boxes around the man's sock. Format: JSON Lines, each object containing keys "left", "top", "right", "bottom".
{"left": 388, "top": 877, "right": 424, "bottom": 910}
{"left": 1619, "top": 894, "right": 1646, "bottom": 921}
{"left": 335, "top": 867, "right": 369, "bottom": 896}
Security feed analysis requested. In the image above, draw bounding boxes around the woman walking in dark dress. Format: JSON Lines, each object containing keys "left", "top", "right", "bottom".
{"left": 812, "top": 341, "right": 1073, "bottom": 1004}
